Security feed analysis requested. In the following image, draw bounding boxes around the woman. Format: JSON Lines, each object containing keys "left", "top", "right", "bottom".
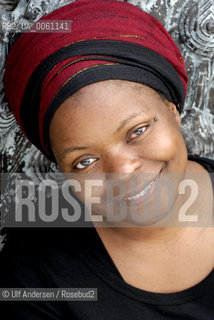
{"left": 1, "top": 0, "right": 214, "bottom": 318}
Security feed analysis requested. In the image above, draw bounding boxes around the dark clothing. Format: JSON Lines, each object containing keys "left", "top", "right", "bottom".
{"left": 0, "top": 156, "right": 214, "bottom": 319}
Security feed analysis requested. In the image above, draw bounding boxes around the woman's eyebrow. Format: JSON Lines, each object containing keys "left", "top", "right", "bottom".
{"left": 62, "top": 145, "right": 89, "bottom": 158}
{"left": 62, "top": 112, "right": 146, "bottom": 158}
{"left": 114, "top": 112, "right": 147, "bottom": 134}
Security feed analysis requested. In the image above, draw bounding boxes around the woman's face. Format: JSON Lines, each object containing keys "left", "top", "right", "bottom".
{"left": 50, "top": 80, "right": 188, "bottom": 226}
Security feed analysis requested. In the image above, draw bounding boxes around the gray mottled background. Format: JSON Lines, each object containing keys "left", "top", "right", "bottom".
{"left": 0, "top": 0, "right": 214, "bottom": 248}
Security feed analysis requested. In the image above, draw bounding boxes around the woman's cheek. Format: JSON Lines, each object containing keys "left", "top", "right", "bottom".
{"left": 70, "top": 180, "right": 106, "bottom": 204}
{"left": 144, "top": 129, "right": 183, "bottom": 161}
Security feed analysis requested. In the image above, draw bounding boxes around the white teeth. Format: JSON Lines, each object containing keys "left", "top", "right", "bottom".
{"left": 126, "top": 181, "right": 153, "bottom": 201}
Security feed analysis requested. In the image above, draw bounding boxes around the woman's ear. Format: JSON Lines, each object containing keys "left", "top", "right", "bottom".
{"left": 168, "top": 102, "right": 181, "bottom": 127}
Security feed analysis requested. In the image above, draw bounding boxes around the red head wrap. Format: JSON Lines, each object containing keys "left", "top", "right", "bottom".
{"left": 4, "top": 0, "right": 188, "bottom": 162}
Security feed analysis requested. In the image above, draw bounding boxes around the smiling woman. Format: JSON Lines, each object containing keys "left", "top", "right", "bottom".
{"left": 1, "top": 0, "right": 214, "bottom": 319}
{"left": 49, "top": 80, "right": 189, "bottom": 226}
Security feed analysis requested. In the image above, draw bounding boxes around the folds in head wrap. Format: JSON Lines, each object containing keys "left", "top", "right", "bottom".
{"left": 4, "top": 0, "right": 188, "bottom": 162}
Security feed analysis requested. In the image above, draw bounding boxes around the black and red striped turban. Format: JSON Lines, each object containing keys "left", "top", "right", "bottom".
{"left": 4, "top": 0, "right": 188, "bottom": 162}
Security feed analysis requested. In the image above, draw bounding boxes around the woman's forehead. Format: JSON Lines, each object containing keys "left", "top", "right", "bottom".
{"left": 63, "top": 80, "right": 161, "bottom": 107}
{"left": 71, "top": 80, "right": 153, "bottom": 95}
{"left": 49, "top": 81, "right": 170, "bottom": 145}
{"left": 55, "top": 81, "right": 161, "bottom": 119}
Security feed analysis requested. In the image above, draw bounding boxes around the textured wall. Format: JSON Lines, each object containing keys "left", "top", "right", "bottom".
{"left": 0, "top": 0, "right": 214, "bottom": 247}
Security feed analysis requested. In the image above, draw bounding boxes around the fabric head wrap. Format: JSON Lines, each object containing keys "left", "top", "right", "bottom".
{"left": 4, "top": 0, "right": 188, "bottom": 162}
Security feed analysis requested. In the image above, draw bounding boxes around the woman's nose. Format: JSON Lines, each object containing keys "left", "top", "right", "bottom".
{"left": 106, "top": 153, "right": 143, "bottom": 177}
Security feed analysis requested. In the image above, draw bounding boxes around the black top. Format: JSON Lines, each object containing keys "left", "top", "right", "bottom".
{"left": 0, "top": 155, "right": 214, "bottom": 319}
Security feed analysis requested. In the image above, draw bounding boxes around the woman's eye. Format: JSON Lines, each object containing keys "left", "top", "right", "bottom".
{"left": 128, "top": 126, "right": 147, "bottom": 142}
{"left": 75, "top": 158, "right": 96, "bottom": 170}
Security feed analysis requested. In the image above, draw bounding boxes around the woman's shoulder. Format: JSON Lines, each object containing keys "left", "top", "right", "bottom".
{"left": 188, "top": 155, "right": 214, "bottom": 172}
{"left": 187, "top": 155, "right": 214, "bottom": 189}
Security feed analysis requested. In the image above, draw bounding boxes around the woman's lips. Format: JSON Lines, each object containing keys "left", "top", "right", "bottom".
{"left": 123, "top": 170, "right": 162, "bottom": 203}
{"left": 125, "top": 180, "right": 154, "bottom": 201}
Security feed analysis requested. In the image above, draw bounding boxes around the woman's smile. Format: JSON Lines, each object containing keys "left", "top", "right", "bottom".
{"left": 123, "top": 168, "right": 162, "bottom": 204}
